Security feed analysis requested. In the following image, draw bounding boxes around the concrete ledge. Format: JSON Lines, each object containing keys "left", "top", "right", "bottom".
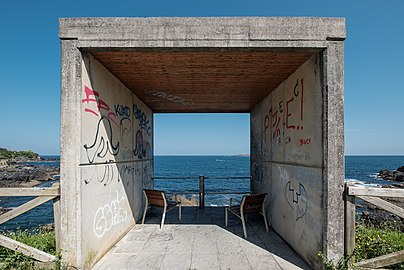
{"left": 59, "top": 17, "right": 346, "bottom": 42}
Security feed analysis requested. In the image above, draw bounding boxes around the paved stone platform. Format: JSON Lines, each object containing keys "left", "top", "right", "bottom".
{"left": 93, "top": 207, "right": 309, "bottom": 270}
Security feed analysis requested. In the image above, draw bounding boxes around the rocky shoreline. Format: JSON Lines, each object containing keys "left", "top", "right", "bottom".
{"left": 0, "top": 163, "right": 59, "bottom": 188}
{"left": 377, "top": 166, "right": 404, "bottom": 182}
{"left": 357, "top": 165, "right": 404, "bottom": 230}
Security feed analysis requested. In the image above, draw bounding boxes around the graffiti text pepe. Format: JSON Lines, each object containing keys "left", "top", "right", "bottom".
{"left": 133, "top": 104, "right": 151, "bottom": 135}
{"left": 93, "top": 190, "right": 128, "bottom": 238}
{"left": 83, "top": 116, "right": 120, "bottom": 164}
{"left": 82, "top": 86, "right": 118, "bottom": 126}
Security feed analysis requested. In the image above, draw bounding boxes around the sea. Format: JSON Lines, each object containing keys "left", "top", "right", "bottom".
{"left": 0, "top": 155, "right": 403, "bottom": 231}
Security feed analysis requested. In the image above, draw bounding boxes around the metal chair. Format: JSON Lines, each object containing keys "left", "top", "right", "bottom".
{"left": 142, "top": 189, "right": 181, "bottom": 229}
{"left": 225, "top": 193, "right": 269, "bottom": 238}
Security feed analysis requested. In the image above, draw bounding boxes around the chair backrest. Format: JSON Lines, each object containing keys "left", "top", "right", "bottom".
{"left": 144, "top": 189, "right": 166, "bottom": 207}
{"left": 241, "top": 193, "right": 267, "bottom": 214}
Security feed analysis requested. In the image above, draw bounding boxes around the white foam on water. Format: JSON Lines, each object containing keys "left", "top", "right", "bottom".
{"left": 345, "top": 178, "right": 381, "bottom": 187}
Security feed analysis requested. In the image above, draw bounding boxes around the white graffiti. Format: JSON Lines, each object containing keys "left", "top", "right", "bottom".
{"left": 93, "top": 190, "right": 128, "bottom": 238}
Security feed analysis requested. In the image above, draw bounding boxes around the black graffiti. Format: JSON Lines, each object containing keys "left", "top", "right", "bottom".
{"left": 133, "top": 104, "right": 151, "bottom": 135}
{"left": 84, "top": 164, "right": 116, "bottom": 186}
{"left": 134, "top": 130, "right": 146, "bottom": 159}
{"left": 285, "top": 181, "right": 308, "bottom": 221}
{"left": 114, "top": 104, "right": 130, "bottom": 117}
{"left": 84, "top": 116, "right": 120, "bottom": 164}
{"left": 119, "top": 164, "right": 136, "bottom": 175}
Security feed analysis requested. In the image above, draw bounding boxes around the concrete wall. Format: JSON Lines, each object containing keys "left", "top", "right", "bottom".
{"left": 251, "top": 53, "right": 324, "bottom": 266}
{"left": 60, "top": 17, "right": 345, "bottom": 269}
{"left": 79, "top": 54, "right": 153, "bottom": 267}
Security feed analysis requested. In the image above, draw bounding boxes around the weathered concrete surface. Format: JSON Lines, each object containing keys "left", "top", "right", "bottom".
{"left": 59, "top": 17, "right": 345, "bottom": 269}
{"left": 79, "top": 54, "right": 153, "bottom": 267}
{"left": 60, "top": 39, "right": 82, "bottom": 265}
{"left": 321, "top": 41, "right": 345, "bottom": 262}
{"left": 251, "top": 54, "right": 325, "bottom": 267}
{"left": 93, "top": 207, "right": 309, "bottom": 270}
{"left": 59, "top": 17, "right": 345, "bottom": 42}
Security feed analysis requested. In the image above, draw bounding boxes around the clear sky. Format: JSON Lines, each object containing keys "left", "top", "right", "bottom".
{"left": 0, "top": 0, "right": 403, "bottom": 155}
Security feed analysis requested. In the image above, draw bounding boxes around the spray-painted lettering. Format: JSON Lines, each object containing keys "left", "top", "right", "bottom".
{"left": 93, "top": 190, "right": 128, "bottom": 238}
{"left": 82, "top": 86, "right": 118, "bottom": 126}
{"left": 114, "top": 104, "right": 130, "bottom": 118}
{"left": 133, "top": 104, "right": 151, "bottom": 135}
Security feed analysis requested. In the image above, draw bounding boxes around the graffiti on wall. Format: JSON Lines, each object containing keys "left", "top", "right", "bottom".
{"left": 133, "top": 103, "right": 152, "bottom": 136}
{"left": 84, "top": 164, "right": 118, "bottom": 186}
{"left": 83, "top": 116, "right": 120, "bottom": 164}
{"left": 285, "top": 181, "right": 308, "bottom": 221}
{"left": 82, "top": 86, "right": 118, "bottom": 127}
{"left": 278, "top": 166, "right": 309, "bottom": 221}
{"left": 252, "top": 161, "right": 262, "bottom": 182}
{"left": 93, "top": 190, "right": 128, "bottom": 238}
{"left": 263, "top": 78, "right": 309, "bottom": 145}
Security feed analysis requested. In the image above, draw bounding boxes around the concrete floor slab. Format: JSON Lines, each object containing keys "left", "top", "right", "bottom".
{"left": 92, "top": 207, "right": 309, "bottom": 270}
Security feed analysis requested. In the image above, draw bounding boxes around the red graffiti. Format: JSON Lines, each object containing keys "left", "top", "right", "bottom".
{"left": 286, "top": 96, "right": 295, "bottom": 130}
{"left": 82, "top": 86, "right": 118, "bottom": 127}
{"left": 300, "top": 78, "right": 304, "bottom": 121}
{"left": 299, "top": 138, "right": 311, "bottom": 146}
{"left": 272, "top": 110, "right": 281, "bottom": 139}
{"left": 286, "top": 79, "right": 304, "bottom": 130}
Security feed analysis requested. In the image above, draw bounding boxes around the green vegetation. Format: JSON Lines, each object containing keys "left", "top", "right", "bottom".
{"left": 0, "top": 148, "right": 39, "bottom": 160}
{"left": 319, "top": 222, "right": 404, "bottom": 270}
{"left": 0, "top": 229, "right": 70, "bottom": 270}
{"left": 355, "top": 222, "right": 404, "bottom": 269}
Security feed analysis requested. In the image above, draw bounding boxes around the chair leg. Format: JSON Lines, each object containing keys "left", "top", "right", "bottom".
{"left": 179, "top": 204, "right": 182, "bottom": 220}
{"left": 262, "top": 204, "right": 269, "bottom": 232}
{"left": 240, "top": 214, "right": 247, "bottom": 238}
{"left": 263, "top": 212, "right": 269, "bottom": 232}
{"left": 161, "top": 205, "right": 167, "bottom": 229}
{"left": 225, "top": 208, "right": 228, "bottom": 226}
{"left": 142, "top": 202, "right": 148, "bottom": 225}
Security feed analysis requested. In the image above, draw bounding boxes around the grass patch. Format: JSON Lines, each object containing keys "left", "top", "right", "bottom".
{"left": 355, "top": 222, "right": 404, "bottom": 269}
{"left": 319, "top": 222, "right": 404, "bottom": 270}
{"left": 0, "top": 228, "right": 68, "bottom": 270}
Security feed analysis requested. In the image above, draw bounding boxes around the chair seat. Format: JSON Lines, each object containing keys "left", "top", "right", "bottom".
{"left": 142, "top": 189, "right": 182, "bottom": 229}
{"left": 225, "top": 193, "right": 269, "bottom": 238}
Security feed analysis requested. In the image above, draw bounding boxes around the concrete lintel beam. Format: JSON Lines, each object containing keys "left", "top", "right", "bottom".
{"left": 76, "top": 40, "right": 330, "bottom": 50}
{"left": 59, "top": 17, "right": 346, "bottom": 42}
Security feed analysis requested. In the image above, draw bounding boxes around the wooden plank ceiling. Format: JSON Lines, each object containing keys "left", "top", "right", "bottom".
{"left": 91, "top": 51, "right": 315, "bottom": 113}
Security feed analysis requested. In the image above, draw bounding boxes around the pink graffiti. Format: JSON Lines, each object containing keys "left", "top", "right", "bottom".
{"left": 82, "top": 86, "right": 118, "bottom": 127}
{"left": 272, "top": 110, "right": 281, "bottom": 139}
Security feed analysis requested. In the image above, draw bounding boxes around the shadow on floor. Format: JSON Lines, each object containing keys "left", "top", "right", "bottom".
{"left": 94, "top": 206, "right": 309, "bottom": 270}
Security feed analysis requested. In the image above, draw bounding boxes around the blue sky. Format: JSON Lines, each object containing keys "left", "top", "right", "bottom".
{"left": 0, "top": 0, "right": 403, "bottom": 155}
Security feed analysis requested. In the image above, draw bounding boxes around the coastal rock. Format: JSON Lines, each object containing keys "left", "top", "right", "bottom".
{"left": 377, "top": 166, "right": 404, "bottom": 182}
{"left": 41, "top": 223, "right": 55, "bottom": 232}
{"left": 0, "top": 164, "right": 59, "bottom": 187}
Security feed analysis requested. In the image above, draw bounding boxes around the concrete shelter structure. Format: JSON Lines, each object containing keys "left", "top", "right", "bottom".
{"left": 59, "top": 17, "right": 345, "bottom": 269}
